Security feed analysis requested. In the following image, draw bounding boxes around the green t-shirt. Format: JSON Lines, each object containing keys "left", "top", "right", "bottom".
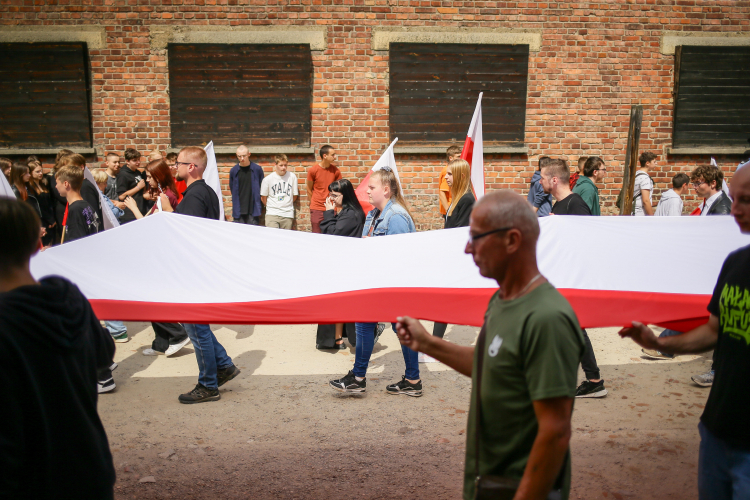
{"left": 463, "top": 283, "right": 584, "bottom": 500}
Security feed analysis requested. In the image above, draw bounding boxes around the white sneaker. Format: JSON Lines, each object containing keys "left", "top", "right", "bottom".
{"left": 142, "top": 348, "right": 163, "bottom": 356}
{"left": 165, "top": 337, "right": 191, "bottom": 357}
{"left": 418, "top": 352, "right": 437, "bottom": 363}
{"left": 97, "top": 377, "right": 116, "bottom": 393}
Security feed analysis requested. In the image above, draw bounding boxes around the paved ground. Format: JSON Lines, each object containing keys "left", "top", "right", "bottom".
{"left": 102, "top": 322, "right": 711, "bottom": 499}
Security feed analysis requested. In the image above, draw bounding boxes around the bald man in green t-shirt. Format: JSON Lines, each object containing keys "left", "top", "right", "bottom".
{"left": 395, "top": 191, "right": 584, "bottom": 500}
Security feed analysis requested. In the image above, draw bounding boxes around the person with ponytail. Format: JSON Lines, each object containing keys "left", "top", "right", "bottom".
{"left": 329, "top": 167, "right": 424, "bottom": 397}
{"left": 432, "top": 159, "right": 476, "bottom": 340}
{"left": 122, "top": 159, "right": 181, "bottom": 219}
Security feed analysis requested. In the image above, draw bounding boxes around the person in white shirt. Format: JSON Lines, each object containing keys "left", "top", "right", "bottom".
{"left": 633, "top": 152, "right": 656, "bottom": 216}
{"left": 654, "top": 173, "right": 689, "bottom": 216}
{"left": 261, "top": 154, "right": 299, "bottom": 230}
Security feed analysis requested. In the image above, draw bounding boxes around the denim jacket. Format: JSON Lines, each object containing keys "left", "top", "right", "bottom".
{"left": 362, "top": 199, "right": 416, "bottom": 237}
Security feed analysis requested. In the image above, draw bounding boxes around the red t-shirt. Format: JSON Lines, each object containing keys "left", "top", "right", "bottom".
{"left": 175, "top": 179, "right": 187, "bottom": 197}
{"left": 307, "top": 164, "right": 342, "bottom": 211}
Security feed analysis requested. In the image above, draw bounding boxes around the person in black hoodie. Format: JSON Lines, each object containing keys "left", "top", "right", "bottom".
{"left": 320, "top": 178, "right": 366, "bottom": 237}
{"left": 318, "top": 179, "right": 367, "bottom": 349}
{"left": 0, "top": 197, "right": 116, "bottom": 500}
{"left": 432, "top": 159, "right": 476, "bottom": 340}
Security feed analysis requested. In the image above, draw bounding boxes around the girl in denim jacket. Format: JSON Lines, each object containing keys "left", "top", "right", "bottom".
{"left": 329, "top": 168, "right": 423, "bottom": 397}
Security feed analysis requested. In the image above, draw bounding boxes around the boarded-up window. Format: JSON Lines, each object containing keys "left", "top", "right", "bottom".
{"left": 673, "top": 46, "right": 750, "bottom": 148}
{"left": 389, "top": 43, "right": 528, "bottom": 146}
{"left": 168, "top": 44, "right": 312, "bottom": 148}
{"left": 0, "top": 42, "right": 92, "bottom": 148}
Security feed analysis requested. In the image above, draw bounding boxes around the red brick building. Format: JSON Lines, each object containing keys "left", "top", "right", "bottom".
{"left": 2, "top": 1, "right": 749, "bottom": 229}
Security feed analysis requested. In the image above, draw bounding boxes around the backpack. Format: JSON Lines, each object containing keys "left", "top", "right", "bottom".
{"left": 616, "top": 172, "right": 654, "bottom": 214}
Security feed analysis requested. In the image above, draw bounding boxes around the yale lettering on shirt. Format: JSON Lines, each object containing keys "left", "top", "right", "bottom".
{"left": 270, "top": 181, "right": 293, "bottom": 200}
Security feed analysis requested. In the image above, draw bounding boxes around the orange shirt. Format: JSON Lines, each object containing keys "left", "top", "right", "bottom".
{"left": 307, "top": 164, "right": 342, "bottom": 211}
{"left": 438, "top": 166, "right": 452, "bottom": 215}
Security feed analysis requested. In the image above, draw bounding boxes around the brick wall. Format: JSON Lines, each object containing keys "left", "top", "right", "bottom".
{"left": 4, "top": 1, "right": 749, "bottom": 229}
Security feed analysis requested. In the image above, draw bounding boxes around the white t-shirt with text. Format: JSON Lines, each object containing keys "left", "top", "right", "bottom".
{"left": 260, "top": 171, "right": 298, "bottom": 218}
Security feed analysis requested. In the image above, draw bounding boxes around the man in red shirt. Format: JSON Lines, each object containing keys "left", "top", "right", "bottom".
{"left": 306, "top": 145, "right": 341, "bottom": 233}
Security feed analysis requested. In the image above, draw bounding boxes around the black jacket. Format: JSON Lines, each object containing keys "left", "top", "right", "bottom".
{"left": 80, "top": 178, "right": 104, "bottom": 232}
{"left": 706, "top": 192, "right": 732, "bottom": 215}
{"left": 46, "top": 171, "right": 67, "bottom": 227}
{"left": 11, "top": 184, "right": 42, "bottom": 220}
{"left": 0, "top": 277, "right": 116, "bottom": 499}
{"left": 320, "top": 206, "right": 365, "bottom": 237}
{"left": 445, "top": 192, "right": 475, "bottom": 229}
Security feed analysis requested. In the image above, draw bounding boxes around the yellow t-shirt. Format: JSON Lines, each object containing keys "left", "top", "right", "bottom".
{"left": 438, "top": 166, "right": 452, "bottom": 215}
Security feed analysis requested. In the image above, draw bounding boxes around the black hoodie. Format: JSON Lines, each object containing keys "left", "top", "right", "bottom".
{"left": 0, "top": 276, "right": 116, "bottom": 500}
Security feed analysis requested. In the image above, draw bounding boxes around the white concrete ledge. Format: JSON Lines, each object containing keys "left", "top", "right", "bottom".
{"left": 395, "top": 146, "right": 528, "bottom": 154}
{"left": 0, "top": 147, "right": 97, "bottom": 156}
{"left": 0, "top": 26, "right": 106, "bottom": 49}
{"left": 661, "top": 31, "right": 750, "bottom": 55}
{"left": 151, "top": 26, "right": 327, "bottom": 50}
{"left": 168, "top": 146, "right": 315, "bottom": 155}
{"left": 372, "top": 28, "right": 542, "bottom": 52}
{"left": 667, "top": 146, "right": 750, "bottom": 155}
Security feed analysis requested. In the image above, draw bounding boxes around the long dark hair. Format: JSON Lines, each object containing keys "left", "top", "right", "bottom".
{"left": 328, "top": 179, "right": 365, "bottom": 222}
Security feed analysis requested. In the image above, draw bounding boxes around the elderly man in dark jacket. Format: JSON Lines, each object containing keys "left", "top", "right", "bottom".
{"left": 229, "top": 145, "right": 264, "bottom": 224}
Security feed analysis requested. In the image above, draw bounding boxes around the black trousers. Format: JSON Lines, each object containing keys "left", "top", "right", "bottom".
{"left": 433, "top": 322, "right": 448, "bottom": 339}
{"left": 151, "top": 322, "right": 189, "bottom": 353}
{"left": 234, "top": 214, "right": 259, "bottom": 225}
{"left": 581, "top": 329, "right": 601, "bottom": 380}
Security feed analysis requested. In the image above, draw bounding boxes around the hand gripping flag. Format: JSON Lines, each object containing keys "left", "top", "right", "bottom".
{"left": 461, "top": 93, "right": 485, "bottom": 198}
{"left": 203, "top": 141, "right": 225, "bottom": 221}
{"left": 355, "top": 138, "right": 400, "bottom": 213}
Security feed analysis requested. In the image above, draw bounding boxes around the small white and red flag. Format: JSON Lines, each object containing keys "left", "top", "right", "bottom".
{"left": 461, "top": 93, "right": 485, "bottom": 198}
{"left": 355, "top": 138, "right": 400, "bottom": 213}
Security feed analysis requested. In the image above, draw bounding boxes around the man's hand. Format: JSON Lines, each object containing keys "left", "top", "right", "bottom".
{"left": 159, "top": 193, "right": 174, "bottom": 213}
{"left": 618, "top": 321, "right": 660, "bottom": 350}
{"left": 395, "top": 316, "right": 433, "bottom": 353}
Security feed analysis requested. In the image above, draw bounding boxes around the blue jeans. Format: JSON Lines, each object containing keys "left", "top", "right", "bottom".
{"left": 104, "top": 320, "right": 127, "bottom": 337}
{"left": 352, "top": 322, "right": 420, "bottom": 381}
{"left": 699, "top": 422, "right": 750, "bottom": 500}
{"left": 183, "top": 323, "right": 233, "bottom": 390}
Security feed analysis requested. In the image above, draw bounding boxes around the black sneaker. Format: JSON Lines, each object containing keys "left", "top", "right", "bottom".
{"left": 97, "top": 376, "right": 116, "bottom": 394}
{"left": 178, "top": 384, "right": 221, "bottom": 404}
{"left": 217, "top": 365, "right": 241, "bottom": 387}
{"left": 329, "top": 370, "right": 366, "bottom": 393}
{"left": 374, "top": 323, "right": 386, "bottom": 344}
{"left": 386, "top": 376, "right": 423, "bottom": 397}
{"left": 575, "top": 380, "right": 608, "bottom": 398}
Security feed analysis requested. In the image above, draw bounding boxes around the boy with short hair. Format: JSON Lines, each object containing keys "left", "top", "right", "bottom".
{"left": 261, "top": 154, "right": 299, "bottom": 230}
{"left": 634, "top": 152, "right": 657, "bottom": 216}
{"left": 306, "top": 145, "right": 341, "bottom": 233}
{"left": 439, "top": 145, "right": 462, "bottom": 215}
{"left": 166, "top": 152, "right": 186, "bottom": 194}
{"left": 0, "top": 197, "right": 117, "bottom": 497}
{"left": 55, "top": 164, "right": 100, "bottom": 243}
{"left": 570, "top": 156, "right": 588, "bottom": 190}
{"left": 103, "top": 153, "right": 126, "bottom": 209}
{"left": 93, "top": 169, "right": 124, "bottom": 220}
{"left": 655, "top": 173, "right": 690, "bottom": 216}
{"left": 117, "top": 148, "right": 145, "bottom": 223}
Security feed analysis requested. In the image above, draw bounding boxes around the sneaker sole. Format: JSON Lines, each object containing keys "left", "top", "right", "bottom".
{"left": 98, "top": 381, "right": 116, "bottom": 394}
{"left": 329, "top": 383, "right": 366, "bottom": 393}
{"left": 691, "top": 378, "right": 712, "bottom": 387}
{"left": 576, "top": 389, "right": 608, "bottom": 398}
{"left": 113, "top": 337, "right": 130, "bottom": 343}
{"left": 178, "top": 394, "right": 221, "bottom": 404}
{"left": 165, "top": 337, "right": 191, "bottom": 357}
{"left": 218, "top": 368, "right": 241, "bottom": 388}
{"left": 642, "top": 353, "right": 673, "bottom": 360}
{"left": 386, "top": 389, "right": 423, "bottom": 397}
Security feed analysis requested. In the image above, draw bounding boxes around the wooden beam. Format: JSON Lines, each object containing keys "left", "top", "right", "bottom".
{"left": 619, "top": 105, "right": 643, "bottom": 215}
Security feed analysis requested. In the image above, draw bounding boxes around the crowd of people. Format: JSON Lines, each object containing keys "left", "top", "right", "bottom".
{"left": 2, "top": 141, "right": 749, "bottom": 500}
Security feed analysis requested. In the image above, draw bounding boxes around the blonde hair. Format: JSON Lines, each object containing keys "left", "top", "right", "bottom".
{"left": 55, "top": 164, "right": 84, "bottom": 191}
{"left": 371, "top": 169, "right": 413, "bottom": 220}
{"left": 179, "top": 146, "right": 207, "bottom": 170}
{"left": 274, "top": 153, "right": 288, "bottom": 164}
{"left": 148, "top": 150, "right": 163, "bottom": 161}
{"left": 92, "top": 169, "right": 109, "bottom": 184}
{"left": 447, "top": 159, "right": 473, "bottom": 216}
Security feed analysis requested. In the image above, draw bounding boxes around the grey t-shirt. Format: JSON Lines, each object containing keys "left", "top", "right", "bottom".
{"left": 104, "top": 175, "right": 117, "bottom": 200}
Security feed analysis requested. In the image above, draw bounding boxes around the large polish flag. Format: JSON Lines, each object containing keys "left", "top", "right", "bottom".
{"left": 355, "top": 138, "right": 400, "bottom": 213}
{"left": 461, "top": 93, "right": 485, "bottom": 198}
{"left": 83, "top": 167, "right": 120, "bottom": 230}
{"left": 0, "top": 168, "right": 14, "bottom": 197}
{"left": 30, "top": 213, "right": 750, "bottom": 332}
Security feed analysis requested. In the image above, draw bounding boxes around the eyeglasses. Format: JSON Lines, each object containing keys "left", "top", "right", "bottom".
{"left": 468, "top": 226, "right": 514, "bottom": 245}
{"left": 174, "top": 161, "right": 193, "bottom": 167}
{"left": 692, "top": 181, "right": 706, "bottom": 188}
